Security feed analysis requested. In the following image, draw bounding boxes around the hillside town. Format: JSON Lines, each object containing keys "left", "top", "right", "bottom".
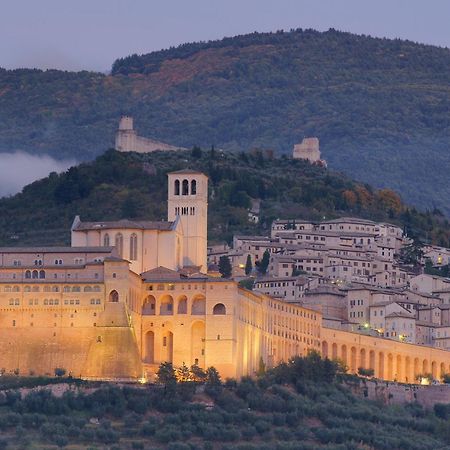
{"left": 208, "top": 216, "right": 450, "bottom": 352}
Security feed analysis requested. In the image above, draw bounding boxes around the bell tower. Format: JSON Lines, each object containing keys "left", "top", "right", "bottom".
{"left": 167, "top": 170, "right": 208, "bottom": 271}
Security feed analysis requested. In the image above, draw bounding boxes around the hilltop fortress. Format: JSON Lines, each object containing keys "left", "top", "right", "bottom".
{"left": 0, "top": 171, "right": 448, "bottom": 382}
{"left": 115, "top": 116, "right": 186, "bottom": 153}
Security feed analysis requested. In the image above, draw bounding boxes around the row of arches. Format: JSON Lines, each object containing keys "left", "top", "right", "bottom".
{"left": 25, "top": 270, "right": 45, "bottom": 279}
{"left": 322, "top": 341, "right": 450, "bottom": 383}
{"left": 174, "top": 179, "right": 197, "bottom": 196}
{"left": 143, "top": 321, "right": 205, "bottom": 367}
{"left": 141, "top": 294, "right": 226, "bottom": 316}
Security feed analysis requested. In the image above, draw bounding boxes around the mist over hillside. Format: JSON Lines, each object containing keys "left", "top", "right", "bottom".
{"left": 0, "top": 152, "right": 74, "bottom": 198}
{"left": 0, "top": 29, "right": 450, "bottom": 213}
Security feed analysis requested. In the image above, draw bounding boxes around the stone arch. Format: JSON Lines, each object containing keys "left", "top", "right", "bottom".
{"left": 387, "top": 354, "right": 394, "bottom": 380}
{"left": 142, "top": 295, "right": 156, "bottom": 315}
{"left": 396, "top": 355, "right": 402, "bottom": 382}
{"left": 422, "top": 359, "right": 429, "bottom": 376}
{"left": 103, "top": 233, "right": 110, "bottom": 247}
{"left": 350, "top": 347, "right": 357, "bottom": 373}
{"left": 191, "top": 321, "right": 205, "bottom": 367}
{"left": 177, "top": 295, "right": 187, "bottom": 314}
{"left": 109, "top": 290, "right": 119, "bottom": 303}
{"left": 369, "top": 350, "right": 375, "bottom": 371}
{"left": 144, "top": 331, "right": 154, "bottom": 363}
{"left": 191, "top": 179, "right": 197, "bottom": 195}
{"left": 213, "top": 303, "right": 226, "bottom": 315}
{"left": 341, "top": 345, "right": 347, "bottom": 367}
{"left": 321, "top": 341, "right": 329, "bottom": 358}
{"left": 360, "top": 348, "right": 366, "bottom": 369}
{"left": 440, "top": 362, "right": 446, "bottom": 381}
{"left": 161, "top": 329, "right": 173, "bottom": 363}
{"left": 405, "top": 356, "right": 411, "bottom": 383}
{"left": 431, "top": 361, "right": 438, "bottom": 380}
{"left": 192, "top": 295, "right": 206, "bottom": 315}
{"left": 160, "top": 295, "right": 174, "bottom": 315}
{"left": 331, "top": 343, "right": 338, "bottom": 359}
{"left": 378, "top": 352, "right": 385, "bottom": 379}
{"left": 414, "top": 358, "right": 420, "bottom": 380}
{"left": 174, "top": 179, "right": 180, "bottom": 195}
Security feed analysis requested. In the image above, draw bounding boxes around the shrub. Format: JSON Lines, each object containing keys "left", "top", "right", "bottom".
{"left": 54, "top": 368, "right": 66, "bottom": 377}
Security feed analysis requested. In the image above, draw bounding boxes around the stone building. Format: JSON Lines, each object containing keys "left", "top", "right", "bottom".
{"left": 0, "top": 171, "right": 448, "bottom": 383}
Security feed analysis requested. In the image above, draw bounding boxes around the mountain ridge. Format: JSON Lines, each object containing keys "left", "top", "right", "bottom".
{"left": 1, "top": 28, "right": 450, "bottom": 212}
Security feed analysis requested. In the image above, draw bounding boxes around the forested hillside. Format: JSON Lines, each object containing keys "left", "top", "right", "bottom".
{"left": 1, "top": 29, "right": 450, "bottom": 212}
{"left": 0, "top": 148, "right": 449, "bottom": 248}
{"left": 0, "top": 353, "right": 449, "bottom": 449}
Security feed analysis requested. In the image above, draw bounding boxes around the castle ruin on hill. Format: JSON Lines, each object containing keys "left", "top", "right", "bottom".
{"left": 115, "top": 116, "right": 186, "bottom": 153}
{"left": 293, "top": 137, "right": 327, "bottom": 167}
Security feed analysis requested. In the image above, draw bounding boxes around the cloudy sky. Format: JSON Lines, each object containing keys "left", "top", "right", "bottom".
{"left": 1, "top": 0, "right": 450, "bottom": 72}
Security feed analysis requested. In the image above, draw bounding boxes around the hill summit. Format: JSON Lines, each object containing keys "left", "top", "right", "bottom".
{"left": 1, "top": 29, "right": 450, "bottom": 212}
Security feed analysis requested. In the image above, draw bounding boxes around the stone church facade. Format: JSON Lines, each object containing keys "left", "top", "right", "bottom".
{"left": 0, "top": 171, "right": 448, "bottom": 382}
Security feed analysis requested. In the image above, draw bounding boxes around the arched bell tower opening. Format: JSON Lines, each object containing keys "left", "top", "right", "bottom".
{"left": 167, "top": 170, "right": 208, "bottom": 271}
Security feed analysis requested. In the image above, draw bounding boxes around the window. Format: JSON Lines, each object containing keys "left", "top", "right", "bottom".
{"left": 32, "top": 270, "right": 38, "bottom": 279}
{"left": 191, "top": 179, "right": 197, "bottom": 195}
{"left": 130, "top": 233, "right": 138, "bottom": 261}
{"left": 103, "top": 233, "right": 110, "bottom": 247}
{"left": 39, "top": 270, "right": 45, "bottom": 279}
{"left": 115, "top": 233, "right": 123, "bottom": 257}
{"left": 182, "top": 179, "right": 189, "bottom": 195}
{"left": 175, "top": 179, "right": 180, "bottom": 195}
{"left": 213, "top": 303, "right": 226, "bottom": 315}
{"left": 25, "top": 270, "right": 31, "bottom": 279}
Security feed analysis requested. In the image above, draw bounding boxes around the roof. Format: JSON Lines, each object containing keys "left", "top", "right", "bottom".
{"left": 73, "top": 219, "right": 174, "bottom": 232}
{"left": 141, "top": 266, "right": 182, "bottom": 281}
{"left": 385, "top": 311, "right": 415, "bottom": 320}
{"left": 168, "top": 169, "right": 207, "bottom": 176}
{"left": 0, "top": 246, "right": 115, "bottom": 254}
{"left": 140, "top": 266, "right": 222, "bottom": 283}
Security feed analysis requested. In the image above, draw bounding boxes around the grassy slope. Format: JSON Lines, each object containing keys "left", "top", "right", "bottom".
{"left": 1, "top": 29, "right": 450, "bottom": 212}
{"left": 0, "top": 148, "right": 449, "bottom": 248}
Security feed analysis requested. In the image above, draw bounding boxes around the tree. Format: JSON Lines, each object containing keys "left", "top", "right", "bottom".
{"left": 190, "top": 364, "right": 207, "bottom": 382}
{"left": 156, "top": 362, "right": 177, "bottom": 390}
{"left": 400, "top": 235, "right": 424, "bottom": 266}
{"left": 442, "top": 373, "right": 450, "bottom": 384}
{"left": 176, "top": 362, "right": 191, "bottom": 382}
{"left": 54, "top": 367, "right": 66, "bottom": 377}
{"left": 205, "top": 367, "right": 221, "bottom": 387}
{"left": 258, "top": 250, "right": 270, "bottom": 275}
{"left": 219, "top": 256, "right": 232, "bottom": 278}
{"left": 191, "top": 146, "right": 202, "bottom": 158}
{"left": 245, "top": 254, "right": 253, "bottom": 275}
{"left": 358, "top": 367, "right": 374, "bottom": 377}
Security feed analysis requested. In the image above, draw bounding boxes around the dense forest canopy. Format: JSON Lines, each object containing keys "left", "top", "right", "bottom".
{"left": 0, "top": 148, "right": 449, "bottom": 248}
{"left": 1, "top": 29, "right": 450, "bottom": 212}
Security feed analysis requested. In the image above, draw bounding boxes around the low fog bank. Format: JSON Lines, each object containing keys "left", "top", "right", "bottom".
{"left": 0, "top": 152, "right": 76, "bottom": 198}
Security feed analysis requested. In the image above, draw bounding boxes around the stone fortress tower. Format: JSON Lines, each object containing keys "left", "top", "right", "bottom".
{"left": 115, "top": 116, "right": 186, "bottom": 153}
{"left": 293, "top": 137, "right": 327, "bottom": 167}
{"left": 167, "top": 170, "right": 208, "bottom": 271}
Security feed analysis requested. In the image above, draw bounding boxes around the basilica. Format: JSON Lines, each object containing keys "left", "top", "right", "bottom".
{"left": 0, "top": 170, "right": 448, "bottom": 382}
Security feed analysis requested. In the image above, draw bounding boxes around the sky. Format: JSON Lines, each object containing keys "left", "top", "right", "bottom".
{"left": 1, "top": 0, "right": 450, "bottom": 72}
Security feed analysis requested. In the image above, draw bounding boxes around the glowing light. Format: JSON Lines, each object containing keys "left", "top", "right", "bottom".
{"left": 138, "top": 377, "right": 147, "bottom": 384}
{"left": 238, "top": 264, "right": 245, "bottom": 269}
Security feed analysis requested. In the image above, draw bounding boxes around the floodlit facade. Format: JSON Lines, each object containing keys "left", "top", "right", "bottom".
{"left": 0, "top": 171, "right": 448, "bottom": 383}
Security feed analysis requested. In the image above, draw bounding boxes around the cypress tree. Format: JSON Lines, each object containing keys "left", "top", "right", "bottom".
{"left": 245, "top": 254, "right": 253, "bottom": 275}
